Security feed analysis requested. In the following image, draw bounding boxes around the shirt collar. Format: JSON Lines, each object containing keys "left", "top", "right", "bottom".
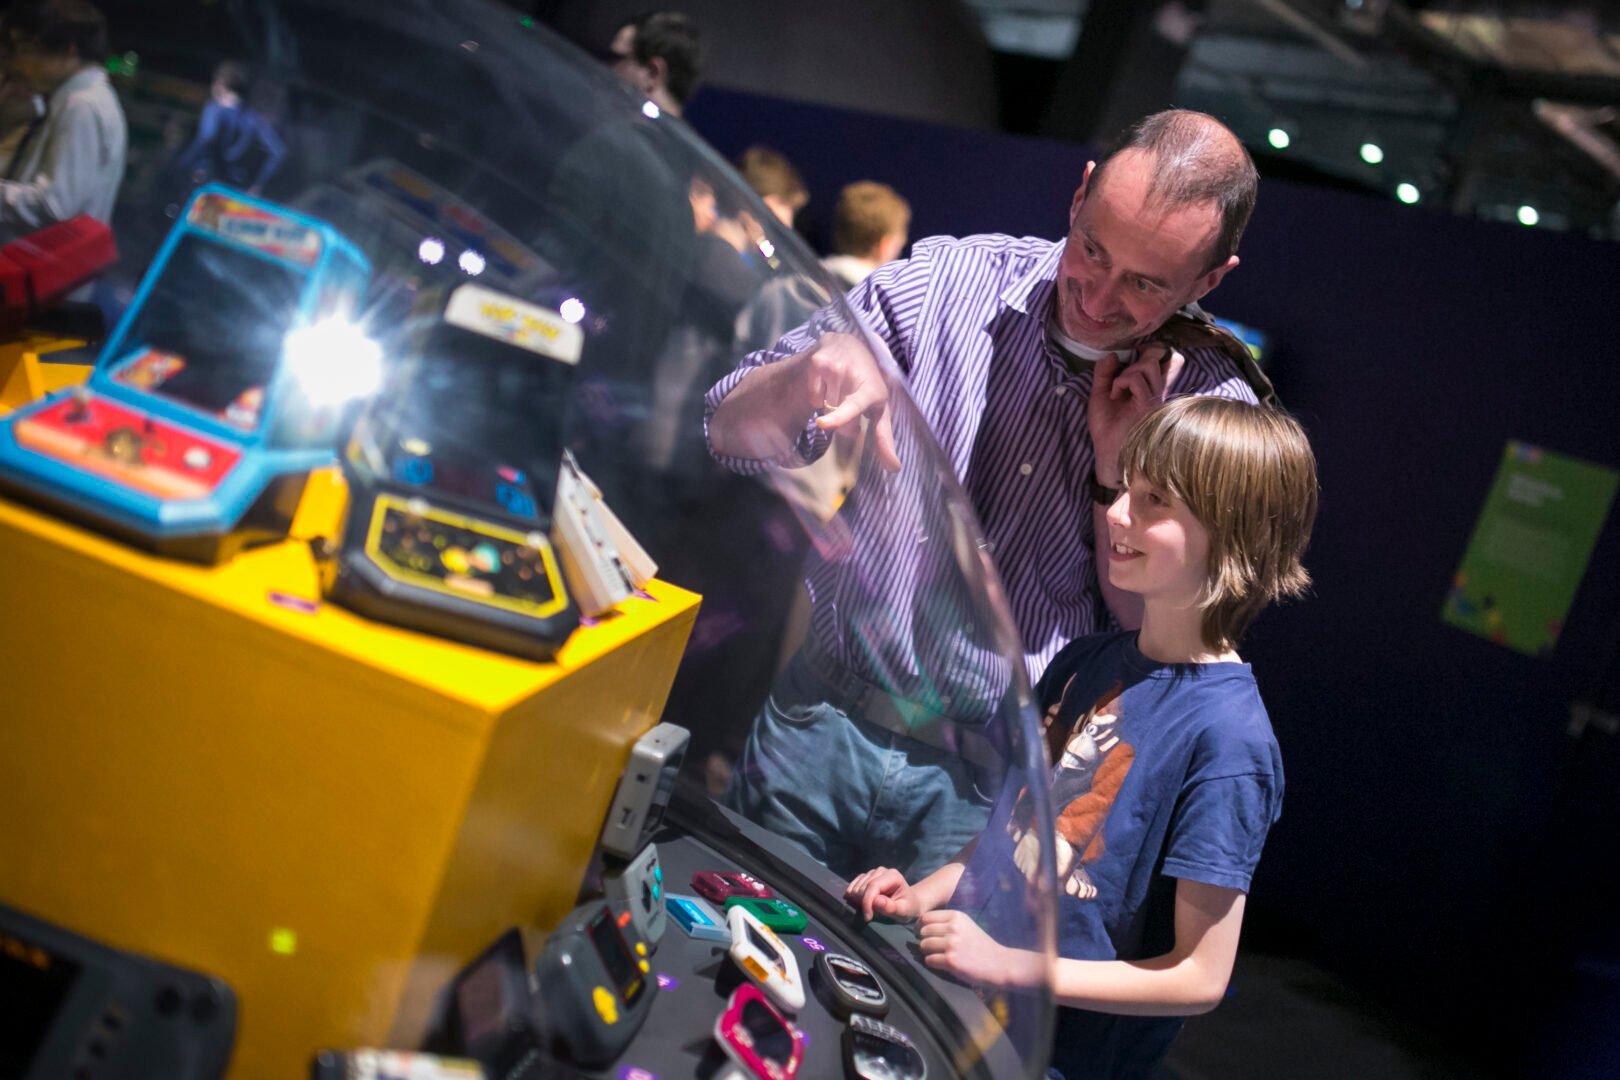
{"left": 998, "top": 237, "right": 1066, "bottom": 316}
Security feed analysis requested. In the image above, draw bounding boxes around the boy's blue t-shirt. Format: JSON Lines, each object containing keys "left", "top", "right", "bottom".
{"left": 953, "top": 630, "right": 1284, "bottom": 1080}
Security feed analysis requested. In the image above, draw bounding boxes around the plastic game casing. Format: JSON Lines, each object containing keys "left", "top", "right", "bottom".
{"left": 723, "top": 896, "right": 807, "bottom": 935}
{"left": 329, "top": 282, "right": 581, "bottom": 661}
{"left": 0, "top": 185, "right": 372, "bottom": 562}
{"left": 599, "top": 722, "right": 689, "bottom": 860}
{"left": 0, "top": 902, "right": 237, "bottom": 1080}
{"left": 308, "top": 1049, "right": 486, "bottom": 1080}
{"left": 714, "top": 983, "right": 805, "bottom": 1080}
{"left": 601, "top": 842, "right": 666, "bottom": 949}
{"left": 726, "top": 904, "right": 805, "bottom": 1014}
{"left": 844, "top": 1015, "right": 926, "bottom": 1080}
{"left": 664, "top": 892, "right": 731, "bottom": 943}
{"left": 419, "top": 927, "right": 541, "bottom": 1079}
{"left": 813, "top": 952, "right": 890, "bottom": 1018}
{"left": 691, "top": 869, "right": 773, "bottom": 906}
{"left": 533, "top": 901, "right": 653, "bottom": 1068}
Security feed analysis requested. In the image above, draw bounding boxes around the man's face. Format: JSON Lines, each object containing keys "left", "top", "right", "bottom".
{"left": 1054, "top": 150, "right": 1236, "bottom": 351}
{"left": 607, "top": 25, "right": 655, "bottom": 96}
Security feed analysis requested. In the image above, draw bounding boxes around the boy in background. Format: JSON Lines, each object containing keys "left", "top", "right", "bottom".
{"left": 847, "top": 395, "right": 1319, "bottom": 1079}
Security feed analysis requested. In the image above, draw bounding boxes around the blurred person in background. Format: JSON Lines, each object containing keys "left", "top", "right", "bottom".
{"left": 0, "top": 0, "right": 125, "bottom": 242}
{"left": 172, "top": 60, "right": 286, "bottom": 197}
{"left": 823, "top": 180, "right": 910, "bottom": 290}
{"left": 606, "top": 10, "right": 701, "bottom": 118}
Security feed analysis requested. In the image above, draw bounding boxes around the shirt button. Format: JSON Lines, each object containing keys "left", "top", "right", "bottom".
{"left": 1019, "top": 463, "right": 1033, "bottom": 476}
{"left": 1054, "top": 386, "right": 1067, "bottom": 396}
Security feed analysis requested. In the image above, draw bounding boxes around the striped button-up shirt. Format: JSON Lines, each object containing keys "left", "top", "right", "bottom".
{"left": 707, "top": 233, "right": 1255, "bottom": 718}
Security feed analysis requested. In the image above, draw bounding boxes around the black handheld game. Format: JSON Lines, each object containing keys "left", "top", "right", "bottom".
{"left": 0, "top": 902, "right": 237, "bottom": 1080}
{"left": 419, "top": 928, "right": 543, "bottom": 1080}
{"left": 330, "top": 283, "right": 580, "bottom": 660}
{"left": 532, "top": 901, "right": 653, "bottom": 1067}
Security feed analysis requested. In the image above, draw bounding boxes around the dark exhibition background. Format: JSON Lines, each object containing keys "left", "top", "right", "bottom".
{"left": 526, "top": 2, "right": 1620, "bottom": 1077}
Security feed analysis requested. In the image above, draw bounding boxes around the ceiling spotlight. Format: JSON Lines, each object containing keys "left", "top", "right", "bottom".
{"left": 1360, "top": 142, "right": 1384, "bottom": 165}
{"left": 1267, "top": 127, "right": 1291, "bottom": 150}
{"left": 1517, "top": 205, "right": 1539, "bottom": 227}
{"left": 1396, "top": 183, "right": 1419, "bottom": 205}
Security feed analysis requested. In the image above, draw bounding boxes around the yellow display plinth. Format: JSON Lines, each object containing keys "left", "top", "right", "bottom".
{"left": 0, "top": 336, "right": 92, "bottom": 412}
{"left": 0, "top": 493, "right": 699, "bottom": 1078}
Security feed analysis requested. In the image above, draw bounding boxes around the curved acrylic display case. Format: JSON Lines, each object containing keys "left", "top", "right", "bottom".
{"left": 0, "top": 2, "right": 1060, "bottom": 1077}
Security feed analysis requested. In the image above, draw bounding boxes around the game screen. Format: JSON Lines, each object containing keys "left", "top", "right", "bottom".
{"left": 741, "top": 999, "right": 794, "bottom": 1065}
{"left": 453, "top": 948, "right": 513, "bottom": 1049}
{"left": 587, "top": 908, "right": 644, "bottom": 1006}
{"left": 366, "top": 326, "right": 566, "bottom": 521}
{"left": 369, "top": 499, "right": 562, "bottom": 609}
{"left": 113, "top": 235, "right": 307, "bottom": 431}
{"left": 747, "top": 924, "right": 788, "bottom": 975}
{"left": 0, "top": 940, "right": 80, "bottom": 1077}
{"left": 831, "top": 958, "right": 882, "bottom": 996}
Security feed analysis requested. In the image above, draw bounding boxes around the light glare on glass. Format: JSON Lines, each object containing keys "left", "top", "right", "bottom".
{"left": 418, "top": 237, "right": 445, "bottom": 265}
{"left": 559, "top": 297, "right": 586, "bottom": 323}
{"left": 1517, "top": 205, "right": 1539, "bottom": 226}
{"left": 282, "top": 319, "right": 384, "bottom": 406}
{"left": 1396, "top": 183, "right": 1420, "bottom": 205}
{"left": 642, "top": 101, "right": 660, "bottom": 119}
{"left": 458, "top": 250, "right": 486, "bottom": 276}
{"left": 1360, "top": 142, "right": 1384, "bottom": 165}
{"left": 1267, "top": 128, "right": 1290, "bottom": 150}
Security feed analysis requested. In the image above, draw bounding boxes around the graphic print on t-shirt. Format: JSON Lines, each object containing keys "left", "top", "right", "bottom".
{"left": 1007, "top": 681, "right": 1136, "bottom": 899}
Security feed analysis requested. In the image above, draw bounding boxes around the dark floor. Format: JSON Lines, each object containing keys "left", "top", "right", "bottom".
{"left": 1162, "top": 951, "right": 1490, "bottom": 1080}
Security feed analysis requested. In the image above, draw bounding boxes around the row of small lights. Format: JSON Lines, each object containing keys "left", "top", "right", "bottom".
{"left": 1266, "top": 126, "right": 1542, "bottom": 225}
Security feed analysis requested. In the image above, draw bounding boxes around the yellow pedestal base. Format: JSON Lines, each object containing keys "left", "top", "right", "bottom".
{"left": 0, "top": 336, "right": 93, "bottom": 412}
{"left": 0, "top": 493, "right": 698, "bottom": 1078}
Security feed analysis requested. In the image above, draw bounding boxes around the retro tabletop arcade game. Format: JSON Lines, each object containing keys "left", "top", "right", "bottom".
{"left": 0, "top": 185, "right": 372, "bottom": 562}
{"left": 329, "top": 281, "right": 580, "bottom": 660}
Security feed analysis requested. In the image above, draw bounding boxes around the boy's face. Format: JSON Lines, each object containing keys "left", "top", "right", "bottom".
{"left": 1103, "top": 478, "right": 1210, "bottom": 608}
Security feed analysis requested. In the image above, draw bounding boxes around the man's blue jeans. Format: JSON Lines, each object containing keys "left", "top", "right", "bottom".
{"left": 725, "top": 650, "right": 994, "bottom": 882}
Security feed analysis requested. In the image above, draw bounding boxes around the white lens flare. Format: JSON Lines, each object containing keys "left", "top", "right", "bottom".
{"left": 282, "top": 319, "right": 383, "bottom": 407}
{"left": 559, "top": 297, "right": 586, "bottom": 324}
{"left": 458, "top": 249, "right": 486, "bottom": 276}
{"left": 418, "top": 237, "right": 445, "bottom": 264}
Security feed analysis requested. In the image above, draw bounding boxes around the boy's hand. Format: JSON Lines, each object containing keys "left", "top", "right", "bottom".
{"left": 916, "top": 911, "right": 1043, "bottom": 988}
{"left": 845, "top": 866, "right": 921, "bottom": 922}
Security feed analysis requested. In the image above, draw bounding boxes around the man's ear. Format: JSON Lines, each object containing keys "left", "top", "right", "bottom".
{"left": 1069, "top": 160, "right": 1096, "bottom": 230}
{"left": 647, "top": 55, "right": 668, "bottom": 95}
{"left": 1190, "top": 254, "right": 1239, "bottom": 303}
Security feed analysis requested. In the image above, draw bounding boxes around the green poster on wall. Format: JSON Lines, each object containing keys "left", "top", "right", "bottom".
{"left": 1443, "top": 441, "right": 1618, "bottom": 656}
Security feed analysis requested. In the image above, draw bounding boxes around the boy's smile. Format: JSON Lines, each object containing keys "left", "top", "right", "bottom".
{"left": 1104, "top": 481, "right": 1211, "bottom": 613}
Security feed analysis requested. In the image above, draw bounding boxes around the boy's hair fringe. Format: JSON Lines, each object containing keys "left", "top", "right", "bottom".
{"left": 1119, "top": 396, "right": 1318, "bottom": 651}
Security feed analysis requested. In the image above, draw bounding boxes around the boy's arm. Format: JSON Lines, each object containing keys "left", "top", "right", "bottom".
{"left": 1047, "top": 879, "right": 1245, "bottom": 1015}
{"left": 916, "top": 878, "right": 1246, "bottom": 1016}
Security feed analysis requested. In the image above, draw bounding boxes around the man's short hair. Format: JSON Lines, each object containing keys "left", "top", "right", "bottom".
{"left": 1091, "top": 109, "right": 1258, "bottom": 273}
{"left": 623, "top": 11, "right": 701, "bottom": 108}
{"left": 2, "top": 0, "right": 108, "bottom": 64}
{"left": 737, "top": 146, "right": 807, "bottom": 210}
{"left": 833, "top": 181, "right": 911, "bottom": 257}
{"left": 1120, "top": 396, "right": 1317, "bottom": 650}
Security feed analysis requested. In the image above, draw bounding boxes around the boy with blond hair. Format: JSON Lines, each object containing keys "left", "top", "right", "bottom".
{"left": 847, "top": 395, "right": 1319, "bottom": 1079}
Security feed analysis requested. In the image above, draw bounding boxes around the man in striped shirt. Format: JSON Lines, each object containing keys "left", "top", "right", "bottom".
{"left": 705, "top": 110, "right": 1265, "bottom": 880}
